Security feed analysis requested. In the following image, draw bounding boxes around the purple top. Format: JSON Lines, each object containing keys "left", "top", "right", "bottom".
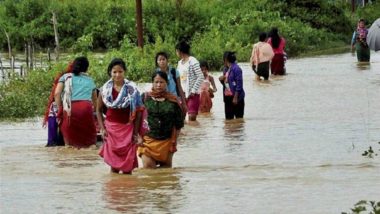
{"left": 223, "top": 63, "right": 245, "bottom": 101}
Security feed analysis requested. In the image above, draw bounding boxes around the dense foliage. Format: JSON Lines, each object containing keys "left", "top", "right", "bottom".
{"left": 0, "top": 0, "right": 379, "bottom": 119}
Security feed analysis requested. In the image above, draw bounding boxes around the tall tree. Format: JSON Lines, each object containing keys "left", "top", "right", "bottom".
{"left": 136, "top": 0, "right": 143, "bottom": 48}
{"left": 52, "top": 11, "right": 60, "bottom": 61}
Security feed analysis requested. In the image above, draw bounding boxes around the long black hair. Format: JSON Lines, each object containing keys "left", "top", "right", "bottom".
{"left": 175, "top": 40, "right": 191, "bottom": 55}
{"left": 223, "top": 51, "right": 237, "bottom": 64}
{"left": 268, "top": 27, "right": 280, "bottom": 49}
{"left": 72, "top": 56, "right": 89, "bottom": 75}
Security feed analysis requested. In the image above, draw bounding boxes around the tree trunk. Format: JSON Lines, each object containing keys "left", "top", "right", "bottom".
{"left": 52, "top": 11, "right": 60, "bottom": 61}
{"left": 135, "top": 0, "right": 143, "bottom": 49}
{"left": 2, "top": 29, "right": 12, "bottom": 59}
{"left": 25, "top": 42, "right": 29, "bottom": 69}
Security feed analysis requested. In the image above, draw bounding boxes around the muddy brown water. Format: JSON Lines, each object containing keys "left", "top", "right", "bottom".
{"left": 1, "top": 52, "right": 380, "bottom": 213}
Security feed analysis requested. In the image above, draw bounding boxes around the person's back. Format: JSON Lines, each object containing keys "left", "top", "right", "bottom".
{"left": 268, "top": 27, "right": 286, "bottom": 75}
{"left": 55, "top": 56, "right": 97, "bottom": 148}
{"left": 251, "top": 32, "right": 274, "bottom": 80}
{"left": 267, "top": 37, "right": 285, "bottom": 54}
{"left": 60, "top": 73, "right": 95, "bottom": 101}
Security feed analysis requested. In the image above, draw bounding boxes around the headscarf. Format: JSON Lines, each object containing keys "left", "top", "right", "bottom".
{"left": 148, "top": 87, "right": 180, "bottom": 104}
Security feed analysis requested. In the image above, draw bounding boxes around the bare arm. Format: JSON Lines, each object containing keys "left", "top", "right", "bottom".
{"left": 133, "top": 110, "right": 143, "bottom": 145}
{"left": 176, "top": 77, "right": 187, "bottom": 112}
{"left": 96, "top": 94, "right": 105, "bottom": 128}
{"left": 96, "top": 93, "right": 106, "bottom": 137}
{"left": 54, "top": 82, "right": 64, "bottom": 108}
{"left": 91, "top": 90, "right": 97, "bottom": 110}
{"left": 249, "top": 45, "right": 255, "bottom": 65}
{"left": 209, "top": 76, "right": 217, "bottom": 92}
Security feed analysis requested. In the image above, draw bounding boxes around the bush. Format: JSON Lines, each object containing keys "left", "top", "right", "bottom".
{"left": 0, "top": 68, "right": 61, "bottom": 119}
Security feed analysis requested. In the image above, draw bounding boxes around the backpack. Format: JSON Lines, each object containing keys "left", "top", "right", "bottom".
{"left": 169, "top": 67, "right": 180, "bottom": 96}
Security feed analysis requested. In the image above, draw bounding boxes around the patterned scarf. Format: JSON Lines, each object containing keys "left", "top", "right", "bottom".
{"left": 101, "top": 78, "right": 143, "bottom": 115}
{"left": 62, "top": 73, "right": 73, "bottom": 117}
{"left": 357, "top": 27, "right": 368, "bottom": 40}
{"left": 43, "top": 62, "right": 73, "bottom": 124}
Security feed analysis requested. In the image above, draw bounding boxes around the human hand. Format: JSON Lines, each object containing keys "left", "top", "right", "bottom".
{"left": 232, "top": 95, "right": 238, "bottom": 105}
{"left": 42, "top": 121, "right": 47, "bottom": 128}
{"left": 101, "top": 128, "right": 108, "bottom": 138}
{"left": 133, "top": 134, "right": 144, "bottom": 146}
{"left": 182, "top": 103, "right": 188, "bottom": 114}
{"left": 219, "top": 75, "right": 225, "bottom": 81}
{"left": 56, "top": 107, "right": 63, "bottom": 124}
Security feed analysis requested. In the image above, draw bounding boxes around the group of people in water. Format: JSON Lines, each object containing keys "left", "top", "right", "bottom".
{"left": 43, "top": 28, "right": 288, "bottom": 174}
{"left": 250, "top": 27, "right": 287, "bottom": 81}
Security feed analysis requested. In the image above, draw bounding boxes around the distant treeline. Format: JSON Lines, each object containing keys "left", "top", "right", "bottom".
{"left": 1, "top": 0, "right": 379, "bottom": 59}
{"left": 0, "top": 0, "right": 379, "bottom": 119}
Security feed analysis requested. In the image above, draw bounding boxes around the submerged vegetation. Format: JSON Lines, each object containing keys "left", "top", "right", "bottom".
{"left": 0, "top": 0, "right": 380, "bottom": 119}
{"left": 342, "top": 200, "right": 380, "bottom": 214}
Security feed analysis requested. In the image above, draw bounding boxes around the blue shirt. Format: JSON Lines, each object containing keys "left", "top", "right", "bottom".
{"left": 155, "top": 66, "right": 180, "bottom": 97}
{"left": 59, "top": 73, "right": 96, "bottom": 101}
{"left": 223, "top": 63, "right": 245, "bottom": 101}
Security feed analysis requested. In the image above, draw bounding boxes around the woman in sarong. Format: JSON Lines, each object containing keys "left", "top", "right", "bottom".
{"left": 54, "top": 56, "right": 97, "bottom": 148}
{"left": 97, "top": 58, "right": 144, "bottom": 174}
{"left": 268, "top": 27, "right": 286, "bottom": 75}
{"left": 43, "top": 62, "right": 73, "bottom": 147}
{"left": 138, "top": 71, "right": 184, "bottom": 168}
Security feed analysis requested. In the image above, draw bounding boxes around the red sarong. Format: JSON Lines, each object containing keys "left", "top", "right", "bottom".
{"left": 99, "top": 121, "right": 138, "bottom": 173}
{"left": 271, "top": 53, "right": 285, "bottom": 75}
{"left": 60, "top": 101, "right": 96, "bottom": 148}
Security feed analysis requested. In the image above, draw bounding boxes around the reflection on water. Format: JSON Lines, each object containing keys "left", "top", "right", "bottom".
{"left": 103, "top": 169, "right": 182, "bottom": 213}
{"left": 1, "top": 52, "right": 380, "bottom": 213}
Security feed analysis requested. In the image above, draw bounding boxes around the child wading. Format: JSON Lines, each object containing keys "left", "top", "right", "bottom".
{"left": 199, "top": 61, "right": 217, "bottom": 113}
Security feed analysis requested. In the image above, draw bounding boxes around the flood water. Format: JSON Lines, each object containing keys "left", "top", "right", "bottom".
{"left": 1, "top": 52, "right": 380, "bottom": 213}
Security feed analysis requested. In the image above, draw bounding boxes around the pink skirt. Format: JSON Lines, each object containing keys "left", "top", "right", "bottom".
{"left": 60, "top": 101, "right": 96, "bottom": 148}
{"left": 99, "top": 120, "right": 138, "bottom": 173}
{"left": 187, "top": 94, "right": 200, "bottom": 115}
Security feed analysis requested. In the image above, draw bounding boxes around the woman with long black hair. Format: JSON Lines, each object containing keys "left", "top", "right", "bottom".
{"left": 268, "top": 27, "right": 286, "bottom": 75}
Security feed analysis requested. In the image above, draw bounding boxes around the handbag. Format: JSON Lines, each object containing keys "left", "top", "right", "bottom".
{"left": 224, "top": 69, "right": 233, "bottom": 96}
